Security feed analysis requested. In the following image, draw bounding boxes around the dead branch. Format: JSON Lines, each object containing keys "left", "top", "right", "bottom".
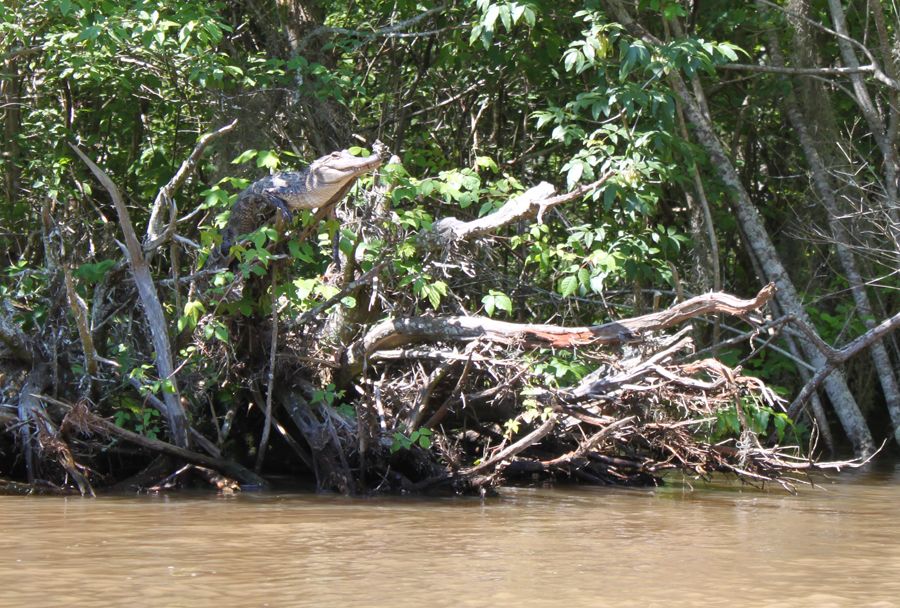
{"left": 52, "top": 399, "right": 268, "bottom": 488}
{"left": 461, "top": 416, "right": 557, "bottom": 477}
{"left": 346, "top": 284, "right": 776, "bottom": 375}
{"left": 145, "top": 119, "right": 238, "bottom": 252}
{"left": 431, "top": 173, "right": 614, "bottom": 241}
{"left": 69, "top": 144, "right": 189, "bottom": 448}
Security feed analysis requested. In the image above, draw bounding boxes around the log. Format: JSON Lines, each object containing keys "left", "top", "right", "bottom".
{"left": 345, "top": 284, "right": 776, "bottom": 376}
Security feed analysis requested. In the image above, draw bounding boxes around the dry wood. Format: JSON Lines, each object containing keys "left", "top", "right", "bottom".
{"left": 431, "top": 173, "right": 614, "bottom": 241}
{"left": 145, "top": 119, "right": 238, "bottom": 252}
{"left": 461, "top": 417, "right": 556, "bottom": 477}
{"left": 69, "top": 144, "right": 189, "bottom": 448}
{"left": 347, "top": 284, "right": 776, "bottom": 375}
{"left": 53, "top": 399, "right": 267, "bottom": 488}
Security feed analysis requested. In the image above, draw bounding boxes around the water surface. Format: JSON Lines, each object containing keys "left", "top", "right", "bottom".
{"left": 2, "top": 465, "right": 898, "bottom": 607}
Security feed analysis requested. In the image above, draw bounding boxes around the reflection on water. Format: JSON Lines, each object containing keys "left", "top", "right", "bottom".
{"left": 1, "top": 464, "right": 899, "bottom": 608}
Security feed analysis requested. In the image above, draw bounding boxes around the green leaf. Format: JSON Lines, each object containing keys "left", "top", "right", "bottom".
{"left": 74, "top": 259, "right": 116, "bottom": 284}
{"left": 523, "top": 7, "right": 536, "bottom": 27}
{"left": 256, "top": 149, "right": 279, "bottom": 170}
{"left": 566, "top": 161, "right": 584, "bottom": 189}
{"left": 474, "top": 156, "right": 498, "bottom": 171}
{"left": 499, "top": 4, "right": 512, "bottom": 31}
{"left": 484, "top": 4, "right": 500, "bottom": 31}
{"left": 494, "top": 293, "right": 512, "bottom": 314}
{"left": 773, "top": 413, "right": 788, "bottom": 442}
{"left": 232, "top": 149, "right": 258, "bottom": 165}
{"left": 482, "top": 294, "right": 496, "bottom": 316}
{"left": 559, "top": 275, "right": 578, "bottom": 297}
{"left": 213, "top": 324, "right": 228, "bottom": 342}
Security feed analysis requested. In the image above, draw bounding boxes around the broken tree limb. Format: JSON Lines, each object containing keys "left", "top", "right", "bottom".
{"left": 54, "top": 399, "right": 268, "bottom": 488}
{"left": 431, "top": 173, "right": 614, "bottom": 241}
{"left": 69, "top": 144, "right": 190, "bottom": 448}
{"left": 460, "top": 416, "right": 556, "bottom": 477}
{"left": 345, "top": 284, "right": 776, "bottom": 376}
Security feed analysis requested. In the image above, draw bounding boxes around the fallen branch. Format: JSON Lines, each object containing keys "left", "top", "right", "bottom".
{"left": 53, "top": 399, "right": 268, "bottom": 488}
{"left": 69, "top": 144, "right": 189, "bottom": 447}
{"left": 460, "top": 416, "right": 556, "bottom": 477}
{"left": 346, "top": 284, "right": 776, "bottom": 375}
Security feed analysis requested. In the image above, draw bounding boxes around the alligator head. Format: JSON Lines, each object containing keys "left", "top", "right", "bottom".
{"left": 304, "top": 148, "right": 385, "bottom": 207}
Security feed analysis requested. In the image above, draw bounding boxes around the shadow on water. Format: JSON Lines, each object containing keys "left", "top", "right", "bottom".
{"left": 1, "top": 461, "right": 899, "bottom": 607}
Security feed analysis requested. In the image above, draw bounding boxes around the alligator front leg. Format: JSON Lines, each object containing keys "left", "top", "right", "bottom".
{"left": 261, "top": 192, "right": 294, "bottom": 224}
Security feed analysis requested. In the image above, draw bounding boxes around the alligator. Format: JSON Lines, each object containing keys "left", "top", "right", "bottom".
{"left": 219, "top": 142, "right": 389, "bottom": 255}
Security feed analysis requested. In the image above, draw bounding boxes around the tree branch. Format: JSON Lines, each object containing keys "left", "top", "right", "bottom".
{"left": 145, "top": 119, "right": 238, "bottom": 252}
{"left": 719, "top": 62, "right": 877, "bottom": 77}
{"left": 69, "top": 144, "right": 190, "bottom": 447}
{"left": 432, "top": 172, "right": 614, "bottom": 242}
{"left": 346, "top": 284, "right": 776, "bottom": 376}
{"left": 788, "top": 311, "right": 900, "bottom": 418}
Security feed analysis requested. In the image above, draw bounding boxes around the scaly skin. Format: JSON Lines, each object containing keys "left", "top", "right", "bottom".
{"left": 220, "top": 146, "right": 386, "bottom": 253}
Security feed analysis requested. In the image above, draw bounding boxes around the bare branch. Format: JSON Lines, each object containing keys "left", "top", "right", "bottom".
{"left": 69, "top": 143, "right": 190, "bottom": 447}
{"left": 346, "top": 284, "right": 776, "bottom": 376}
{"left": 461, "top": 417, "right": 556, "bottom": 476}
{"left": 145, "top": 119, "right": 238, "bottom": 252}
{"left": 432, "top": 172, "right": 615, "bottom": 242}
{"left": 788, "top": 311, "right": 900, "bottom": 419}
{"left": 719, "top": 62, "right": 877, "bottom": 77}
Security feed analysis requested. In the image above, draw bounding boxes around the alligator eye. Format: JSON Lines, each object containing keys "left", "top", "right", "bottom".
{"left": 331, "top": 152, "right": 342, "bottom": 158}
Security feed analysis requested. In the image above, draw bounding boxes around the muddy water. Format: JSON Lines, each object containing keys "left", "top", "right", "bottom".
{"left": 2, "top": 466, "right": 899, "bottom": 608}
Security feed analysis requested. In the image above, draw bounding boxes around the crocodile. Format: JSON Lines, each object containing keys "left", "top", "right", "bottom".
{"left": 219, "top": 142, "right": 388, "bottom": 255}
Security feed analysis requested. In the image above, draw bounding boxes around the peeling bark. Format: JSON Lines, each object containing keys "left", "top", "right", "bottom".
{"left": 346, "top": 284, "right": 776, "bottom": 377}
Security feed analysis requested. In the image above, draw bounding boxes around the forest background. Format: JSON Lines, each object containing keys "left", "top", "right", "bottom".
{"left": 1, "top": 0, "right": 898, "bottom": 494}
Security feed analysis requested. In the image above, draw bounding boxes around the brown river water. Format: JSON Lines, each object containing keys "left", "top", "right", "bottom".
{"left": 2, "top": 464, "right": 899, "bottom": 608}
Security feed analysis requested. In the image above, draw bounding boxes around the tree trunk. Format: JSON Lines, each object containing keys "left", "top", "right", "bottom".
{"left": 824, "top": 0, "right": 900, "bottom": 230}
{"left": 599, "top": 0, "right": 874, "bottom": 455}
{"left": 758, "top": 1, "right": 900, "bottom": 446}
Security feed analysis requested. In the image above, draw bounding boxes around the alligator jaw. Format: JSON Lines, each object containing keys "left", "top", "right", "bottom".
{"left": 312, "top": 150, "right": 385, "bottom": 188}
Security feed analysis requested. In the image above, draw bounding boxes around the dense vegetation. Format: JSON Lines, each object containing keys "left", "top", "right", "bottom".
{"left": 1, "top": 0, "right": 897, "bottom": 494}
